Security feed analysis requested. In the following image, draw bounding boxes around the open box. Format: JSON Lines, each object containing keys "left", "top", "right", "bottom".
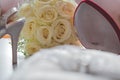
{"left": 74, "top": 0, "right": 120, "bottom": 54}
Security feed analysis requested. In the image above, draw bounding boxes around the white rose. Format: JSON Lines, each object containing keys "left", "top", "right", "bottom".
{"left": 35, "top": 5, "right": 58, "bottom": 22}
{"left": 55, "top": 1, "right": 75, "bottom": 19}
{"left": 24, "top": 41, "right": 41, "bottom": 56}
{"left": 21, "top": 17, "right": 37, "bottom": 39}
{"left": 35, "top": 26, "right": 53, "bottom": 46}
{"left": 18, "top": 3, "right": 34, "bottom": 18}
{"left": 52, "top": 19, "right": 72, "bottom": 43}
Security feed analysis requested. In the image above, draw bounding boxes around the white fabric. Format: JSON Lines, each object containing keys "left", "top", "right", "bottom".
{"left": 9, "top": 45, "right": 120, "bottom": 80}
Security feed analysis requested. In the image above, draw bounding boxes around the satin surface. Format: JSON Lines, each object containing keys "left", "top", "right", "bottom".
{"left": 75, "top": 0, "right": 120, "bottom": 29}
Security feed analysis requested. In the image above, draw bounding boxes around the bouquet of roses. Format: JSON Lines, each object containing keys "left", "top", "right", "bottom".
{"left": 17, "top": 0, "right": 80, "bottom": 56}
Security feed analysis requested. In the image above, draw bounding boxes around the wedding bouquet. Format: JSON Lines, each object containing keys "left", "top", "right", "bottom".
{"left": 17, "top": 0, "right": 80, "bottom": 56}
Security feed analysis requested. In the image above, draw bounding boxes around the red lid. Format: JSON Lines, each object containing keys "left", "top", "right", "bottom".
{"left": 74, "top": 0, "right": 120, "bottom": 54}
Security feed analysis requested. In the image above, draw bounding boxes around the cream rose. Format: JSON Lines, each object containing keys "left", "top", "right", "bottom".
{"left": 20, "top": 17, "right": 37, "bottom": 39}
{"left": 35, "top": 5, "right": 58, "bottom": 22}
{"left": 18, "top": 3, "right": 34, "bottom": 18}
{"left": 55, "top": 1, "right": 75, "bottom": 19}
{"left": 35, "top": 26, "right": 53, "bottom": 46}
{"left": 52, "top": 19, "right": 72, "bottom": 43}
{"left": 24, "top": 41, "right": 41, "bottom": 56}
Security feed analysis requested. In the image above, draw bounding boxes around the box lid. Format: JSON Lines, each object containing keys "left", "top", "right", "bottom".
{"left": 74, "top": 0, "right": 120, "bottom": 54}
